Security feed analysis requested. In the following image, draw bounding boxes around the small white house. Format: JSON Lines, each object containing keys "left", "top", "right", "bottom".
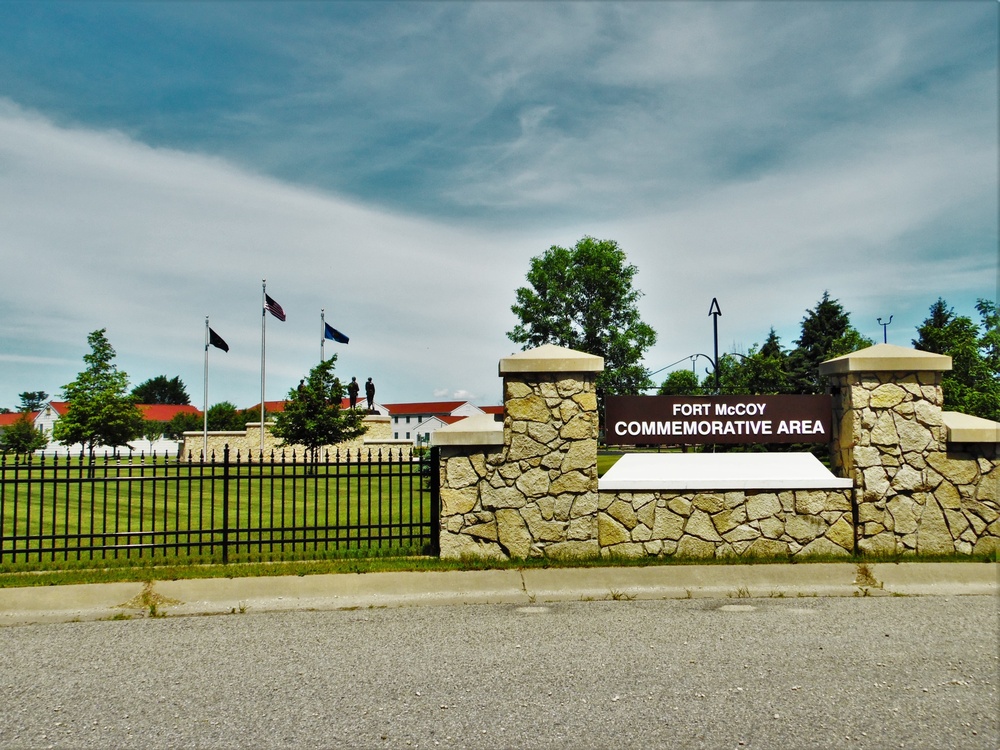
{"left": 384, "top": 401, "right": 504, "bottom": 443}
{"left": 30, "top": 401, "right": 200, "bottom": 456}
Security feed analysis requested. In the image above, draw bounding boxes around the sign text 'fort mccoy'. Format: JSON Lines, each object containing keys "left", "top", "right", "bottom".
{"left": 605, "top": 395, "right": 833, "bottom": 445}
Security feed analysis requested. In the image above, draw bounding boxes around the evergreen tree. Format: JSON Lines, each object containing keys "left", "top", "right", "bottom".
{"left": 787, "top": 292, "right": 873, "bottom": 394}
{"left": 913, "top": 298, "right": 999, "bottom": 421}
{"left": 759, "top": 328, "right": 784, "bottom": 358}
{"left": 744, "top": 329, "right": 792, "bottom": 394}
{"left": 272, "top": 356, "right": 367, "bottom": 463}
{"left": 53, "top": 329, "right": 145, "bottom": 457}
{"left": 18, "top": 391, "right": 48, "bottom": 412}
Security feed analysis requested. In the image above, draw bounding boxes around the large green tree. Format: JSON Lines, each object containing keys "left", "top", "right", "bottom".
{"left": 786, "top": 292, "right": 873, "bottom": 394}
{"left": 913, "top": 298, "right": 999, "bottom": 421}
{"left": 131, "top": 376, "right": 190, "bottom": 405}
{"left": 53, "top": 329, "right": 145, "bottom": 456}
{"left": 508, "top": 237, "right": 657, "bottom": 399}
{"left": 272, "top": 356, "right": 367, "bottom": 463}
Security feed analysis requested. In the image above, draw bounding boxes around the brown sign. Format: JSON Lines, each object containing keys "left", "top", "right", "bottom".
{"left": 605, "top": 395, "right": 833, "bottom": 445}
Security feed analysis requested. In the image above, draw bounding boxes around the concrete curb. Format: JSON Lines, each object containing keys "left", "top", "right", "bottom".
{"left": 0, "top": 563, "right": 995, "bottom": 626}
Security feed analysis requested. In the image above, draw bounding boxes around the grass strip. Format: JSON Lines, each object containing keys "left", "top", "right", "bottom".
{"left": 0, "top": 549, "right": 993, "bottom": 589}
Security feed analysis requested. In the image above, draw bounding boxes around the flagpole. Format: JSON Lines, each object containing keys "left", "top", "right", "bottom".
{"left": 203, "top": 316, "right": 210, "bottom": 460}
{"left": 260, "top": 279, "right": 266, "bottom": 453}
{"left": 321, "top": 308, "right": 326, "bottom": 362}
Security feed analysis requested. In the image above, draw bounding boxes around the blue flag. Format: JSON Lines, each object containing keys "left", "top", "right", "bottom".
{"left": 324, "top": 323, "right": 349, "bottom": 344}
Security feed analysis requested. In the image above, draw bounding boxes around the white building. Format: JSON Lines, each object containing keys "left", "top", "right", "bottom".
{"left": 27, "top": 401, "right": 200, "bottom": 455}
{"left": 384, "top": 401, "right": 503, "bottom": 443}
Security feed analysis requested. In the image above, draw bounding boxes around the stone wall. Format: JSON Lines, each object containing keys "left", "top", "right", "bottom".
{"left": 435, "top": 343, "right": 999, "bottom": 561}
{"left": 821, "top": 345, "right": 998, "bottom": 556}
{"left": 438, "top": 350, "right": 602, "bottom": 559}
{"left": 597, "top": 489, "right": 854, "bottom": 559}
{"left": 180, "top": 415, "right": 412, "bottom": 461}
{"left": 435, "top": 345, "right": 856, "bottom": 561}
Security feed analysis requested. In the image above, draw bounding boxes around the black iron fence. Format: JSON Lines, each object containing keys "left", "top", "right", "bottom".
{"left": 0, "top": 446, "right": 438, "bottom": 566}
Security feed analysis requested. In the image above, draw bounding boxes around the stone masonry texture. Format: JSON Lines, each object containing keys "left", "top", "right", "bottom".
{"left": 828, "top": 370, "right": 998, "bottom": 556}
{"left": 439, "top": 372, "right": 600, "bottom": 559}
{"left": 439, "top": 346, "right": 998, "bottom": 561}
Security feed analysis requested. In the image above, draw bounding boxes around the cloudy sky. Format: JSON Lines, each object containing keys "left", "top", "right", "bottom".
{"left": 0, "top": 1, "right": 996, "bottom": 411}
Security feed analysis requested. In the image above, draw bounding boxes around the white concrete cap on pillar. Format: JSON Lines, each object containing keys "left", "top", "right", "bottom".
{"left": 430, "top": 414, "right": 504, "bottom": 447}
{"left": 499, "top": 344, "right": 604, "bottom": 375}
{"left": 818, "top": 343, "right": 952, "bottom": 375}
{"left": 942, "top": 411, "right": 1000, "bottom": 444}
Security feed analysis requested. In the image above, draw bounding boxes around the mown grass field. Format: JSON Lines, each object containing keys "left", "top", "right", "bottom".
{"left": 0, "top": 453, "right": 433, "bottom": 567}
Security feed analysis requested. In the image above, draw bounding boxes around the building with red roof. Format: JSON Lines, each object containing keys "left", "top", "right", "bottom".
{"left": 138, "top": 404, "right": 200, "bottom": 422}
{"left": 24, "top": 401, "right": 204, "bottom": 455}
{"left": 0, "top": 411, "right": 39, "bottom": 429}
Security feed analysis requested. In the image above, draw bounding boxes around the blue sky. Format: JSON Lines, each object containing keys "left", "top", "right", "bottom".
{"left": 0, "top": 1, "right": 996, "bottom": 411}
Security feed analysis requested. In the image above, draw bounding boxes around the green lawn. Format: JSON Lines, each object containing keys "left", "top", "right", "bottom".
{"left": 0, "top": 454, "right": 433, "bottom": 566}
{"left": 596, "top": 453, "right": 623, "bottom": 476}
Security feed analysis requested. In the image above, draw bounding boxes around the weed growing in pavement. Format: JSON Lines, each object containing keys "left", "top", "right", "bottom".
{"left": 608, "top": 589, "right": 636, "bottom": 601}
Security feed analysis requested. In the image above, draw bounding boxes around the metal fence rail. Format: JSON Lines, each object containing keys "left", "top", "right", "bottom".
{"left": 0, "top": 446, "right": 438, "bottom": 565}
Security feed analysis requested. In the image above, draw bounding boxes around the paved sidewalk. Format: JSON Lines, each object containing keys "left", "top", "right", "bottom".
{"left": 0, "top": 562, "right": 995, "bottom": 626}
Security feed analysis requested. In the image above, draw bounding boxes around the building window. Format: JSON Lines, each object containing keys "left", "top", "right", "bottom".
{"left": 406, "top": 432, "right": 410, "bottom": 439}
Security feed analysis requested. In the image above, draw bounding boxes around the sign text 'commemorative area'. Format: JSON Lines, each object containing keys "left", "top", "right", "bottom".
{"left": 605, "top": 395, "right": 833, "bottom": 445}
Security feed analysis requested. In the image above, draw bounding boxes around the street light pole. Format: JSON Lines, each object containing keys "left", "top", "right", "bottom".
{"left": 709, "top": 298, "right": 722, "bottom": 392}
{"left": 877, "top": 315, "right": 893, "bottom": 344}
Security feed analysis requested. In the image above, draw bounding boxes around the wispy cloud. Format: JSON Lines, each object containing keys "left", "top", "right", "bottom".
{"left": 0, "top": 2, "right": 994, "bottom": 408}
{"left": 0, "top": 101, "right": 530, "bottom": 407}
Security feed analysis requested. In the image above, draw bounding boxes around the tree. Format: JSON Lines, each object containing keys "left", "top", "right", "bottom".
{"left": 271, "top": 356, "right": 367, "bottom": 463}
{"left": 508, "top": 237, "right": 657, "bottom": 400}
{"left": 53, "top": 329, "right": 145, "bottom": 456}
{"left": 786, "top": 292, "right": 873, "bottom": 394}
{"left": 131, "top": 376, "right": 190, "bottom": 405}
{"left": 913, "top": 298, "right": 999, "bottom": 421}
{"left": 712, "top": 330, "right": 792, "bottom": 395}
{"left": 658, "top": 369, "right": 702, "bottom": 396}
{"left": 206, "top": 402, "right": 250, "bottom": 432}
{"left": 18, "top": 391, "right": 48, "bottom": 412}
{"left": 165, "top": 411, "right": 203, "bottom": 440}
{"left": 139, "top": 421, "right": 165, "bottom": 443}
{"left": 0, "top": 413, "right": 48, "bottom": 455}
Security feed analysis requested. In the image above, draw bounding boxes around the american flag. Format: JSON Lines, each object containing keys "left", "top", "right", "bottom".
{"left": 264, "top": 294, "right": 286, "bottom": 322}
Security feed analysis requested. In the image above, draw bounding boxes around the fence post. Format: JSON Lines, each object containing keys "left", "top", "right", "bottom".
{"left": 222, "top": 444, "right": 230, "bottom": 565}
{"left": 429, "top": 446, "right": 440, "bottom": 556}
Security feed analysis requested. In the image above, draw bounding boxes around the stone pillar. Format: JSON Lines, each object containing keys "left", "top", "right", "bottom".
{"left": 819, "top": 344, "right": 952, "bottom": 555}
{"left": 433, "top": 344, "right": 604, "bottom": 559}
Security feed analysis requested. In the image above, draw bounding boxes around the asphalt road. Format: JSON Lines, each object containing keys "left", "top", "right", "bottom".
{"left": 0, "top": 596, "right": 996, "bottom": 749}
